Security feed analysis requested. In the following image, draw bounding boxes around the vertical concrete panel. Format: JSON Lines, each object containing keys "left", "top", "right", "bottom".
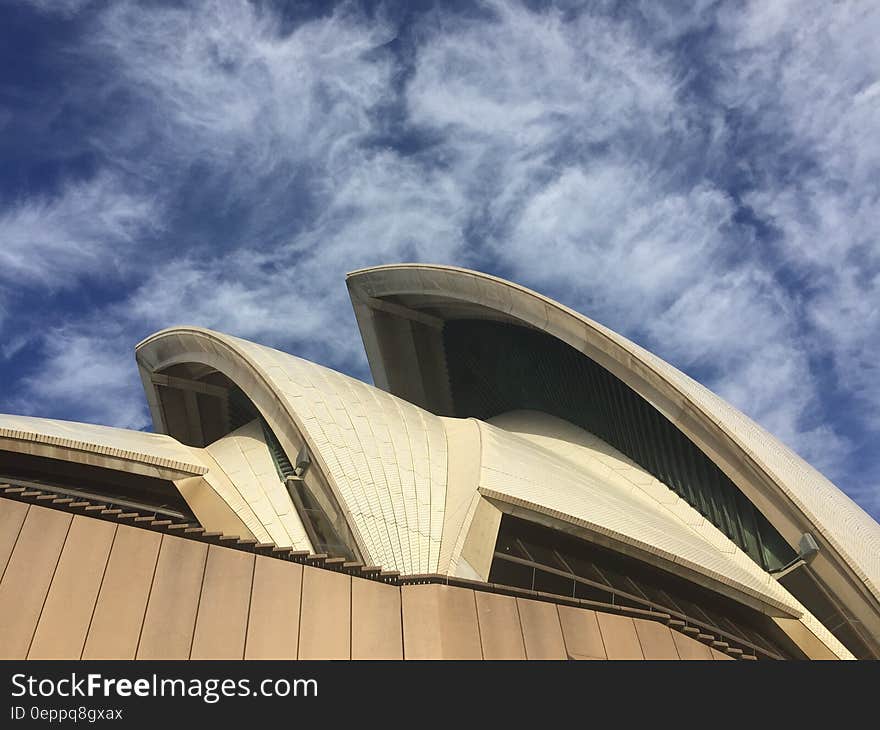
{"left": 459, "top": 498, "right": 503, "bottom": 582}
{"left": 0, "top": 499, "right": 29, "bottom": 577}
{"left": 0, "top": 505, "right": 71, "bottom": 659}
{"left": 516, "top": 598, "right": 567, "bottom": 659}
{"left": 475, "top": 591, "right": 525, "bottom": 659}
{"left": 83, "top": 525, "right": 162, "bottom": 659}
{"left": 298, "top": 566, "right": 351, "bottom": 659}
{"left": 439, "top": 418, "right": 484, "bottom": 575}
{"left": 401, "top": 584, "right": 482, "bottom": 659}
{"left": 772, "top": 617, "right": 838, "bottom": 660}
{"left": 351, "top": 577, "right": 402, "bottom": 659}
{"left": 245, "top": 557, "right": 302, "bottom": 659}
{"left": 558, "top": 606, "right": 607, "bottom": 659}
{"left": 137, "top": 535, "right": 208, "bottom": 659}
{"left": 190, "top": 546, "right": 255, "bottom": 659}
{"left": 28, "top": 517, "right": 116, "bottom": 659}
{"left": 596, "top": 612, "right": 645, "bottom": 660}
{"left": 632, "top": 618, "right": 680, "bottom": 660}
{"left": 671, "top": 631, "right": 713, "bottom": 660}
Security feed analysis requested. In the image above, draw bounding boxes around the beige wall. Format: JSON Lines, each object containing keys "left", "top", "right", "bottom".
{"left": 0, "top": 497, "right": 745, "bottom": 660}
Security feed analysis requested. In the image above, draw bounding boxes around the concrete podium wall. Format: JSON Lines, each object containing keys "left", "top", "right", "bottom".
{"left": 0, "top": 499, "right": 731, "bottom": 660}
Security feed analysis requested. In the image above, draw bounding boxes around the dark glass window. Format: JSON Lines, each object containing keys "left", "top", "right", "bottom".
{"left": 285, "top": 477, "right": 355, "bottom": 561}
{"left": 0, "top": 450, "right": 195, "bottom": 521}
{"left": 443, "top": 319, "right": 796, "bottom": 572}
{"left": 489, "top": 515, "right": 804, "bottom": 659}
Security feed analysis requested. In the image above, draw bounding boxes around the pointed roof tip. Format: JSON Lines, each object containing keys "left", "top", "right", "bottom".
{"left": 346, "top": 262, "right": 493, "bottom": 279}
{"left": 135, "top": 324, "right": 228, "bottom": 352}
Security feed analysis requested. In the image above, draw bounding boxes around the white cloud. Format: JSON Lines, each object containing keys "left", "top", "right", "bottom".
{"left": 405, "top": 0, "right": 701, "bottom": 221}
{"left": 401, "top": 0, "right": 863, "bottom": 487}
{"left": 90, "top": 0, "right": 396, "bottom": 187}
{"left": 647, "top": 268, "right": 851, "bottom": 473}
{"left": 716, "top": 1, "right": 880, "bottom": 435}
{"left": 12, "top": 327, "right": 149, "bottom": 430}
{"left": 408, "top": 1, "right": 681, "bottom": 143}
{"left": 24, "top": 0, "right": 94, "bottom": 17}
{"left": 0, "top": 173, "right": 158, "bottom": 288}
{"left": 4, "top": 0, "right": 877, "bottom": 515}
{"left": 504, "top": 165, "right": 735, "bottom": 324}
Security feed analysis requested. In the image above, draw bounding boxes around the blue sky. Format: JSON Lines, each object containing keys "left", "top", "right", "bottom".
{"left": 1, "top": 0, "right": 878, "bottom": 520}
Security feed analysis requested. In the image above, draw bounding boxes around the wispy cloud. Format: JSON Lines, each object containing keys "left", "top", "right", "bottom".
{"left": 399, "top": 2, "right": 844, "bottom": 474}
{"left": 717, "top": 0, "right": 880, "bottom": 432}
{"left": 11, "top": 326, "right": 149, "bottom": 430}
{"left": 91, "top": 0, "right": 396, "bottom": 191}
{"left": 0, "top": 173, "right": 157, "bottom": 288}
{"left": 24, "top": 0, "right": 94, "bottom": 17}
{"left": 1, "top": 0, "right": 877, "bottom": 517}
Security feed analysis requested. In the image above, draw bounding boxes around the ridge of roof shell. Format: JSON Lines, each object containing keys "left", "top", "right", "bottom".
{"left": 345, "top": 263, "right": 880, "bottom": 626}
{"left": 0, "top": 413, "right": 207, "bottom": 476}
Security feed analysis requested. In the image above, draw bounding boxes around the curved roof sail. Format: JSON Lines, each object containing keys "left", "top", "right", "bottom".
{"left": 346, "top": 263, "right": 880, "bottom": 656}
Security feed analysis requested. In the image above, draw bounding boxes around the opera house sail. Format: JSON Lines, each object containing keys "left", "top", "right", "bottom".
{"left": 0, "top": 264, "right": 877, "bottom": 660}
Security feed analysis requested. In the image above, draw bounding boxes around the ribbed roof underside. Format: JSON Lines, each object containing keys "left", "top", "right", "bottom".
{"left": 444, "top": 319, "right": 795, "bottom": 572}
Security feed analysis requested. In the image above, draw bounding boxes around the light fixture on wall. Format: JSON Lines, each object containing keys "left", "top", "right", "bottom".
{"left": 771, "top": 533, "right": 820, "bottom": 580}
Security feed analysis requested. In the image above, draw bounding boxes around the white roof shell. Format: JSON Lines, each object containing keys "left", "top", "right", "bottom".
{"left": 135, "top": 328, "right": 832, "bottom": 628}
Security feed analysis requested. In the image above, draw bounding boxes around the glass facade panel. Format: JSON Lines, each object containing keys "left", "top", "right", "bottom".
{"left": 488, "top": 515, "right": 802, "bottom": 659}
{"left": 443, "top": 319, "right": 797, "bottom": 571}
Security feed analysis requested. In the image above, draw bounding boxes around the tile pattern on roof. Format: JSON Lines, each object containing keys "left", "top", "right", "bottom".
{"left": 206, "top": 419, "right": 312, "bottom": 551}
{"left": 487, "top": 410, "right": 852, "bottom": 658}
{"left": 221, "top": 333, "right": 448, "bottom": 575}
{"left": 0, "top": 413, "right": 206, "bottom": 475}
{"left": 477, "top": 417, "right": 798, "bottom": 616}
